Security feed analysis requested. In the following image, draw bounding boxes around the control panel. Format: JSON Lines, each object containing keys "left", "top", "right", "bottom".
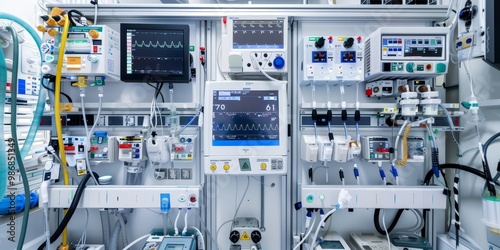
{"left": 118, "top": 136, "right": 145, "bottom": 162}
{"left": 350, "top": 233, "right": 398, "bottom": 250}
{"left": 88, "top": 132, "right": 116, "bottom": 162}
{"left": 173, "top": 135, "right": 196, "bottom": 161}
{"left": 4, "top": 43, "right": 41, "bottom": 101}
{"left": 361, "top": 136, "right": 391, "bottom": 161}
{"left": 205, "top": 157, "right": 286, "bottom": 175}
{"left": 62, "top": 136, "right": 87, "bottom": 169}
{"left": 398, "top": 137, "right": 425, "bottom": 163}
{"left": 142, "top": 236, "right": 196, "bottom": 250}
{"left": 220, "top": 17, "right": 288, "bottom": 79}
{"left": 302, "top": 35, "right": 364, "bottom": 85}
{"left": 456, "top": 0, "right": 485, "bottom": 61}
{"left": 366, "top": 80, "right": 399, "bottom": 98}
{"left": 364, "top": 27, "right": 449, "bottom": 81}
{"left": 41, "top": 25, "right": 119, "bottom": 82}
{"left": 229, "top": 218, "right": 262, "bottom": 250}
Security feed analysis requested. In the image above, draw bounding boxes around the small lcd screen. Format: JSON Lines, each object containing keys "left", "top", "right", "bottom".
{"left": 165, "top": 245, "right": 184, "bottom": 250}
{"left": 320, "top": 240, "right": 345, "bottom": 249}
{"left": 232, "top": 20, "right": 285, "bottom": 49}
{"left": 212, "top": 90, "right": 279, "bottom": 146}
{"left": 313, "top": 51, "right": 327, "bottom": 63}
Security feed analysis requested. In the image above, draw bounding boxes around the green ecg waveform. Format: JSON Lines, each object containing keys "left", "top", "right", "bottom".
{"left": 133, "top": 40, "right": 183, "bottom": 49}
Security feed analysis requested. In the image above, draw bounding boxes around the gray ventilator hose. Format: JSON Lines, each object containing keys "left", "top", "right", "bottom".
{"left": 109, "top": 219, "right": 121, "bottom": 250}
{"left": 100, "top": 209, "right": 111, "bottom": 250}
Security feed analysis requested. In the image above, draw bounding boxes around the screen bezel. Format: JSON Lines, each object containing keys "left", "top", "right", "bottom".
{"left": 204, "top": 81, "right": 288, "bottom": 157}
{"left": 120, "top": 23, "right": 190, "bottom": 83}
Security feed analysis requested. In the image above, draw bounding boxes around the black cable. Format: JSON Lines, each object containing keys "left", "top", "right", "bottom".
{"left": 67, "top": 9, "right": 85, "bottom": 26}
{"left": 41, "top": 76, "right": 73, "bottom": 103}
{"left": 374, "top": 208, "right": 405, "bottom": 235}
{"left": 146, "top": 76, "right": 165, "bottom": 103}
{"left": 37, "top": 173, "right": 94, "bottom": 250}
{"left": 424, "top": 164, "right": 488, "bottom": 185}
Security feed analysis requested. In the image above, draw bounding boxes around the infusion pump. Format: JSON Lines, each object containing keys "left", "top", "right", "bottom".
{"left": 40, "top": 25, "right": 120, "bottom": 82}
{"left": 220, "top": 17, "right": 288, "bottom": 79}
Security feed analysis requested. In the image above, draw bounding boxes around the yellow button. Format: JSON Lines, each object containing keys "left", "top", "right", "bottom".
{"left": 223, "top": 164, "right": 230, "bottom": 171}
{"left": 260, "top": 163, "right": 267, "bottom": 170}
{"left": 88, "top": 30, "right": 99, "bottom": 39}
{"left": 210, "top": 164, "right": 217, "bottom": 171}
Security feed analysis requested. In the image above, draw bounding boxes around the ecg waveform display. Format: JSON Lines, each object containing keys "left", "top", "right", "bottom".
{"left": 126, "top": 29, "right": 185, "bottom": 75}
{"left": 212, "top": 90, "right": 280, "bottom": 146}
{"left": 232, "top": 20, "right": 285, "bottom": 49}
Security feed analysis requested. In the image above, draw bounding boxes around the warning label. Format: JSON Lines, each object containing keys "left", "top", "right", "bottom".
{"left": 241, "top": 231, "right": 250, "bottom": 241}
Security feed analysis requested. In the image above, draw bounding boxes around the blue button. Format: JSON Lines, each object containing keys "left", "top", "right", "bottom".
{"left": 466, "top": 38, "right": 472, "bottom": 44}
{"left": 456, "top": 41, "right": 463, "bottom": 47}
{"left": 398, "top": 48, "right": 402, "bottom": 52}
{"left": 273, "top": 56, "right": 285, "bottom": 69}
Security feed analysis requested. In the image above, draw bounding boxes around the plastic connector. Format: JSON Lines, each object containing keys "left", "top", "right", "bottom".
{"left": 337, "top": 189, "right": 351, "bottom": 209}
{"left": 327, "top": 110, "right": 332, "bottom": 121}
{"left": 312, "top": 109, "right": 318, "bottom": 121}
{"left": 379, "top": 167, "right": 386, "bottom": 181}
{"left": 305, "top": 210, "right": 312, "bottom": 229}
{"left": 341, "top": 110, "right": 348, "bottom": 121}
{"left": 320, "top": 209, "right": 326, "bottom": 228}
{"left": 339, "top": 168, "right": 344, "bottom": 181}
{"left": 354, "top": 110, "right": 360, "bottom": 122}
{"left": 353, "top": 165, "right": 359, "bottom": 178}
{"left": 390, "top": 165, "right": 399, "bottom": 179}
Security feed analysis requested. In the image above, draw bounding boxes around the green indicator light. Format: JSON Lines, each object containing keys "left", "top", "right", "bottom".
{"left": 189, "top": 45, "right": 195, "bottom": 51}
{"left": 306, "top": 194, "right": 314, "bottom": 203}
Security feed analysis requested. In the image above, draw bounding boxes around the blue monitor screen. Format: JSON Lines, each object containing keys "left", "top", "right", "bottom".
{"left": 212, "top": 90, "right": 280, "bottom": 146}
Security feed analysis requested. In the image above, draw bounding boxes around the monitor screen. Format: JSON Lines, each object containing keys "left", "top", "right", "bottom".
{"left": 320, "top": 240, "right": 345, "bottom": 249}
{"left": 211, "top": 90, "right": 280, "bottom": 146}
{"left": 232, "top": 20, "right": 285, "bottom": 49}
{"left": 120, "top": 23, "right": 190, "bottom": 83}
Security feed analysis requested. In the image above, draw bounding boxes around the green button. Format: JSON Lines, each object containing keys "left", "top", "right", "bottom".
{"left": 436, "top": 63, "right": 446, "bottom": 73}
{"left": 189, "top": 45, "right": 195, "bottom": 51}
{"left": 306, "top": 194, "right": 314, "bottom": 203}
{"left": 406, "top": 62, "right": 415, "bottom": 73}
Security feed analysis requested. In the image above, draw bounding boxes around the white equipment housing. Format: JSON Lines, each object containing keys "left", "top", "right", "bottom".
{"left": 364, "top": 27, "right": 449, "bottom": 81}
{"left": 204, "top": 81, "right": 288, "bottom": 175}
{"left": 41, "top": 25, "right": 120, "bottom": 82}
{"left": 302, "top": 35, "right": 364, "bottom": 85}
{"left": 220, "top": 17, "right": 288, "bottom": 79}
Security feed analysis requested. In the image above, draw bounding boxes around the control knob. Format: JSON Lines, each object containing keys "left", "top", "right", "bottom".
{"left": 315, "top": 37, "right": 326, "bottom": 49}
{"left": 343, "top": 37, "right": 355, "bottom": 49}
{"left": 251, "top": 230, "right": 262, "bottom": 243}
{"left": 229, "top": 231, "right": 240, "bottom": 244}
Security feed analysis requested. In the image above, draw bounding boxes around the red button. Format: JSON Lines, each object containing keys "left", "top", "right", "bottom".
{"left": 64, "top": 146, "right": 75, "bottom": 151}
{"left": 93, "top": 45, "right": 98, "bottom": 53}
{"left": 189, "top": 196, "right": 197, "bottom": 203}
{"left": 222, "top": 17, "right": 227, "bottom": 24}
{"left": 378, "top": 148, "right": 389, "bottom": 153}
{"left": 426, "top": 64, "right": 432, "bottom": 70}
{"left": 119, "top": 144, "right": 132, "bottom": 149}
{"left": 366, "top": 88, "right": 373, "bottom": 97}
{"left": 90, "top": 146, "right": 99, "bottom": 151}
